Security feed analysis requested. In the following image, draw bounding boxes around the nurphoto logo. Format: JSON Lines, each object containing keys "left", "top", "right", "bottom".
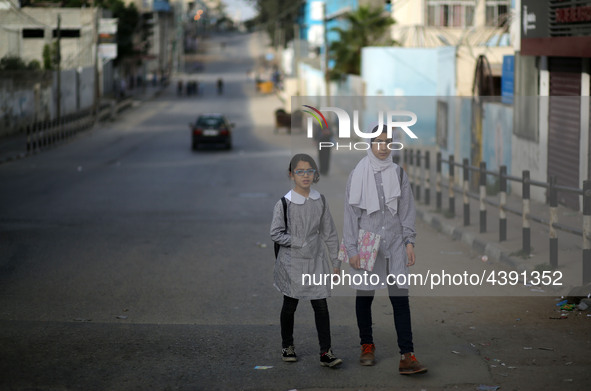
{"left": 303, "top": 105, "right": 418, "bottom": 151}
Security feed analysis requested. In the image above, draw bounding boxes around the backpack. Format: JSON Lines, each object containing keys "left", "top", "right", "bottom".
{"left": 274, "top": 194, "right": 326, "bottom": 259}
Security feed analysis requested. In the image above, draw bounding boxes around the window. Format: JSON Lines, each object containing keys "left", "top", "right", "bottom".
{"left": 52, "top": 29, "right": 81, "bottom": 38}
{"left": 485, "top": 0, "right": 510, "bottom": 27}
{"left": 427, "top": 1, "right": 475, "bottom": 28}
{"left": 22, "top": 29, "right": 44, "bottom": 38}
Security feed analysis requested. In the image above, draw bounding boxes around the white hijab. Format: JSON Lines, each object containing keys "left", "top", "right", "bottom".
{"left": 349, "top": 146, "right": 401, "bottom": 216}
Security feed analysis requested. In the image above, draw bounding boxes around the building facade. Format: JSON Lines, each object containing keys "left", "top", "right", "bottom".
{"left": 517, "top": 0, "right": 591, "bottom": 209}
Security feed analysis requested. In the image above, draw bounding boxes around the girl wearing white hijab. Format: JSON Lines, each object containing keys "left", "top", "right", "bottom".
{"left": 343, "top": 126, "right": 427, "bottom": 375}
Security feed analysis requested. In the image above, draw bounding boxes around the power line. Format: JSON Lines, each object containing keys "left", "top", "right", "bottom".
{"left": 4, "top": 0, "right": 53, "bottom": 28}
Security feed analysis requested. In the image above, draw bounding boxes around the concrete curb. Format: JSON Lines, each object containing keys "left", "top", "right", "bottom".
{"left": 416, "top": 207, "right": 533, "bottom": 273}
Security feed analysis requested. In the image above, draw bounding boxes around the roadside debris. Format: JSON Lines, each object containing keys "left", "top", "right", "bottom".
{"left": 560, "top": 304, "right": 576, "bottom": 311}
{"left": 254, "top": 366, "right": 273, "bottom": 370}
{"left": 73, "top": 318, "right": 91, "bottom": 322}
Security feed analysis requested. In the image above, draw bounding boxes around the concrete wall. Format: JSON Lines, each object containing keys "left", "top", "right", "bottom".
{"left": 482, "top": 101, "right": 513, "bottom": 177}
{"left": 0, "top": 67, "right": 96, "bottom": 136}
{"left": 361, "top": 46, "right": 456, "bottom": 96}
{"left": 0, "top": 7, "right": 97, "bottom": 69}
{"left": 0, "top": 72, "right": 53, "bottom": 136}
{"left": 456, "top": 46, "right": 515, "bottom": 96}
{"left": 511, "top": 127, "right": 547, "bottom": 203}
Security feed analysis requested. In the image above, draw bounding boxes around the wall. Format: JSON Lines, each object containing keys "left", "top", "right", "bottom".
{"left": 361, "top": 46, "right": 456, "bottom": 96}
{"left": 482, "top": 101, "right": 513, "bottom": 177}
{"left": 0, "top": 67, "right": 96, "bottom": 136}
{"left": 298, "top": 62, "right": 326, "bottom": 98}
{"left": 0, "top": 8, "right": 97, "bottom": 69}
{"left": 456, "top": 46, "right": 515, "bottom": 96}
{"left": 0, "top": 72, "right": 52, "bottom": 136}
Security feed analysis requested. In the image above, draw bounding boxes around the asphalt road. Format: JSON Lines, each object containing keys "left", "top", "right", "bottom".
{"left": 1, "top": 32, "right": 590, "bottom": 391}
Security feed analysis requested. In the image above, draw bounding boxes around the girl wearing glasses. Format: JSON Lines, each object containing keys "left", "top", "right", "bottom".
{"left": 270, "top": 154, "right": 343, "bottom": 368}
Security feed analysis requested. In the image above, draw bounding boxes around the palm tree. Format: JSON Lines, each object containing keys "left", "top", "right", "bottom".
{"left": 329, "top": 6, "right": 396, "bottom": 80}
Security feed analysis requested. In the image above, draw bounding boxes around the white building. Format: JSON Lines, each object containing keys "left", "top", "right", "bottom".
{"left": 391, "top": 0, "right": 514, "bottom": 95}
{"left": 0, "top": 3, "right": 98, "bottom": 69}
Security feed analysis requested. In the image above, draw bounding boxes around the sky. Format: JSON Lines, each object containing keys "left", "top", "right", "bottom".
{"left": 221, "top": 0, "right": 258, "bottom": 22}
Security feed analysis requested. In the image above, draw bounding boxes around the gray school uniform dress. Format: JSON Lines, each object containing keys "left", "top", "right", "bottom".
{"left": 343, "top": 167, "right": 416, "bottom": 290}
{"left": 270, "top": 189, "right": 341, "bottom": 299}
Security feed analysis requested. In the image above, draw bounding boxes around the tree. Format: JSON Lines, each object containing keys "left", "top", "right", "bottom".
{"left": 43, "top": 42, "right": 59, "bottom": 70}
{"left": 0, "top": 55, "right": 42, "bottom": 71}
{"left": 250, "top": 0, "right": 304, "bottom": 47}
{"left": 329, "top": 6, "right": 396, "bottom": 80}
{"left": 0, "top": 56, "right": 27, "bottom": 70}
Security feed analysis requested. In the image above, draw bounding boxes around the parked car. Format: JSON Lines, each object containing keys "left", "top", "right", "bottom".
{"left": 189, "top": 114, "right": 234, "bottom": 150}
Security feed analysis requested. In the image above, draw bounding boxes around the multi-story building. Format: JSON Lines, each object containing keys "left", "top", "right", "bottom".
{"left": 391, "top": 0, "right": 514, "bottom": 95}
{"left": 0, "top": 2, "right": 98, "bottom": 69}
{"left": 122, "top": 0, "right": 175, "bottom": 81}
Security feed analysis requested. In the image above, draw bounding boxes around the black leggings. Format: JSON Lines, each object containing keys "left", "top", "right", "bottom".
{"left": 280, "top": 295, "right": 331, "bottom": 354}
{"left": 355, "top": 285, "right": 414, "bottom": 354}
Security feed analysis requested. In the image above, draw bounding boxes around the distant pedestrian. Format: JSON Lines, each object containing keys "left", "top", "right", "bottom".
{"left": 343, "top": 126, "right": 427, "bottom": 375}
{"left": 119, "top": 79, "right": 127, "bottom": 99}
{"left": 270, "top": 154, "right": 343, "bottom": 368}
{"left": 177, "top": 80, "right": 183, "bottom": 96}
{"left": 314, "top": 122, "right": 333, "bottom": 175}
{"left": 217, "top": 78, "right": 224, "bottom": 95}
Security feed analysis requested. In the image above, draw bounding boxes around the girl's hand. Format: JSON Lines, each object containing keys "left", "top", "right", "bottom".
{"left": 406, "top": 244, "right": 416, "bottom": 266}
{"left": 332, "top": 268, "right": 341, "bottom": 286}
{"left": 349, "top": 254, "right": 361, "bottom": 270}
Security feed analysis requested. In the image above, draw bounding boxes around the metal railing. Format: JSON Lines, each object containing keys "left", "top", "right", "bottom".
{"left": 21, "top": 98, "right": 133, "bottom": 156}
{"left": 404, "top": 148, "right": 591, "bottom": 285}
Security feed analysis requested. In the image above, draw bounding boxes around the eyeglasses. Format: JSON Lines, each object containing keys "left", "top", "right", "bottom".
{"left": 293, "top": 169, "right": 317, "bottom": 176}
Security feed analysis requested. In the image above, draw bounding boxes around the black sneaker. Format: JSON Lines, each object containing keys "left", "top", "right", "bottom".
{"left": 320, "top": 349, "right": 343, "bottom": 368}
{"left": 282, "top": 345, "right": 297, "bottom": 362}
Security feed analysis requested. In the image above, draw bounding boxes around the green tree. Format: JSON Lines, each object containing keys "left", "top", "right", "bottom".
{"left": 27, "top": 60, "right": 41, "bottom": 71}
{"left": 0, "top": 56, "right": 27, "bottom": 70}
{"left": 250, "top": 0, "right": 304, "bottom": 47}
{"left": 0, "top": 55, "right": 42, "bottom": 71}
{"left": 43, "top": 42, "right": 59, "bottom": 70}
{"left": 329, "top": 6, "right": 396, "bottom": 79}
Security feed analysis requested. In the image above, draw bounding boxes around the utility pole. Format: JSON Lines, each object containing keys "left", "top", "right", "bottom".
{"left": 56, "top": 14, "right": 61, "bottom": 124}
{"left": 294, "top": 23, "right": 300, "bottom": 80}
{"left": 94, "top": 7, "right": 100, "bottom": 120}
{"left": 322, "top": 2, "right": 330, "bottom": 106}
